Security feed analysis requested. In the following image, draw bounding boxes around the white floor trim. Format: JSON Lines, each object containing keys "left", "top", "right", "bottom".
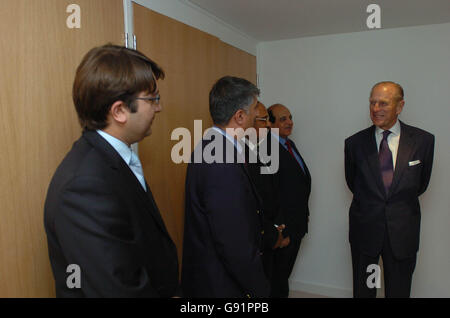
{"left": 289, "top": 280, "right": 353, "bottom": 298}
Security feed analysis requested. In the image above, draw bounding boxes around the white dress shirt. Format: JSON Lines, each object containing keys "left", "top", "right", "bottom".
{"left": 375, "top": 120, "right": 401, "bottom": 169}
{"left": 96, "top": 130, "right": 147, "bottom": 191}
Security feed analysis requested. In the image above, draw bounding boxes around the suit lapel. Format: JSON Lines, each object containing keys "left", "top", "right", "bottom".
{"left": 388, "top": 122, "right": 415, "bottom": 197}
{"left": 144, "top": 182, "right": 172, "bottom": 236}
{"left": 218, "top": 133, "right": 263, "bottom": 208}
{"left": 83, "top": 130, "right": 170, "bottom": 236}
{"left": 241, "top": 161, "right": 264, "bottom": 207}
{"left": 363, "top": 126, "right": 386, "bottom": 198}
{"left": 290, "top": 140, "right": 311, "bottom": 183}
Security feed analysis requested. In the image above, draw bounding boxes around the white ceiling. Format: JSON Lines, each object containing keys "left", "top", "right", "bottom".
{"left": 185, "top": 0, "right": 450, "bottom": 41}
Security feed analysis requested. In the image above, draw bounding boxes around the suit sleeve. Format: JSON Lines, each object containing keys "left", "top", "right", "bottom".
{"left": 418, "top": 134, "right": 435, "bottom": 196}
{"left": 55, "top": 176, "right": 159, "bottom": 297}
{"left": 345, "top": 138, "right": 355, "bottom": 193}
{"left": 202, "top": 165, "right": 269, "bottom": 297}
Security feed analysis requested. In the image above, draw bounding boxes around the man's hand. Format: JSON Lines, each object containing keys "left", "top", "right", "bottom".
{"left": 272, "top": 224, "right": 289, "bottom": 249}
{"left": 280, "top": 236, "right": 290, "bottom": 248}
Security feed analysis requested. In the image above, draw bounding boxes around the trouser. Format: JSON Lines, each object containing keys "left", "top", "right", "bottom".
{"left": 270, "top": 237, "right": 302, "bottom": 298}
{"left": 351, "top": 230, "right": 417, "bottom": 298}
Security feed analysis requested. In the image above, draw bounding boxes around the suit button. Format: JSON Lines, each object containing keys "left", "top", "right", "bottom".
{"left": 256, "top": 210, "right": 260, "bottom": 214}
{"left": 261, "top": 230, "right": 264, "bottom": 235}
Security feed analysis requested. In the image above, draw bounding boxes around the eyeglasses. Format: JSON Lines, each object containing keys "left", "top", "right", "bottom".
{"left": 135, "top": 95, "right": 161, "bottom": 105}
{"left": 255, "top": 116, "right": 269, "bottom": 122}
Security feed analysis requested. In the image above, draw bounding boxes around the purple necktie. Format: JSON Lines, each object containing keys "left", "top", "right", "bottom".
{"left": 379, "top": 130, "right": 393, "bottom": 194}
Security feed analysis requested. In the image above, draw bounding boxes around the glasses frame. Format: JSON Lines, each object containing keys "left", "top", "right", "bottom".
{"left": 255, "top": 116, "right": 269, "bottom": 122}
{"left": 135, "top": 95, "right": 161, "bottom": 105}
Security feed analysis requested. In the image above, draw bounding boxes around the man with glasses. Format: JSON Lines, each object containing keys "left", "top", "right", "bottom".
{"left": 245, "top": 102, "right": 289, "bottom": 284}
{"left": 44, "top": 45, "right": 180, "bottom": 297}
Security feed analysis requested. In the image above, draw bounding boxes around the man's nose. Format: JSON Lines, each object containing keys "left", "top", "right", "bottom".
{"left": 372, "top": 102, "right": 381, "bottom": 112}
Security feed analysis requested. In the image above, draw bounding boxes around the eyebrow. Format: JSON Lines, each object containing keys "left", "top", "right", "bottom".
{"left": 146, "top": 91, "right": 159, "bottom": 97}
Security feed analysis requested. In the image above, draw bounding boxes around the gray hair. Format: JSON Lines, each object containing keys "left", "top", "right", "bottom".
{"left": 209, "top": 76, "right": 260, "bottom": 125}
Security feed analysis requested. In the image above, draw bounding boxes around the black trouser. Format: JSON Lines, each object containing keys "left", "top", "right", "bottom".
{"left": 270, "top": 238, "right": 302, "bottom": 298}
{"left": 351, "top": 230, "right": 417, "bottom": 298}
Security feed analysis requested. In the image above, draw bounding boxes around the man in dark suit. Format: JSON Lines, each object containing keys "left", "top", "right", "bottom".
{"left": 267, "top": 104, "right": 312, "bottom": 298}
{"left": 181, "top": 76, "right": 270, "bottom": 298}
{"left": 244, "top": 102, "right": 289, "bottom": 282}
{"left": 345, "top": 81, "right": 435, "bottom": 298}
{"left": 44, "top": 45, "right": 179, "bottom": 297}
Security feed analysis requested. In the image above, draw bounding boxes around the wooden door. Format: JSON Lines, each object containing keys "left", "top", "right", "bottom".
{"left": 0, "top": 0, "right": 124, "bottom": 297}
{"left": 133, "top": 3, "right": 257, "bottom": 265}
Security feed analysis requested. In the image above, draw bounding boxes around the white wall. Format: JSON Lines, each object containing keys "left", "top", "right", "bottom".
{"left": 258, "top": 23, "right": 450, "bottom": 297}
{"left": 123, "top": 0, "right": 258, "bottom": 55}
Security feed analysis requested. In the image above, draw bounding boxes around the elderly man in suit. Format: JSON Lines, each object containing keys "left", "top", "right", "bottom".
{"left": 44, "top": 45, "right": 179, "bottom": 297}
{"left": 267, "top": 103, "right": 311, "bottom": 298}
{"left": 181, "top": 76, "right": 269, "bottom": 298}
{"left": 345, "top": 81, "right": 435, "bottom": 298}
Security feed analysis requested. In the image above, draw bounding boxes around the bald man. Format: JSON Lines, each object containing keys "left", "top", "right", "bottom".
{"left": 267, "top": 103, "right": 311, "bottom": 298}
{"left": 345, "top": 81, "right": 435, "bottom": 297}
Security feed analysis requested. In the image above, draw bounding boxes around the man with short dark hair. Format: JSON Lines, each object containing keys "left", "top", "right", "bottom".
{"left": 267, "top": 103, "right": 311, "bottom": 298}
{"left": 181, "top": 76, "right": 270, "bottom": 298}
{"left": 44, "top": 44, "right": 179, "bottom": 297}
{"left": 345, "top": 81, "right": 435, "bottom": 297}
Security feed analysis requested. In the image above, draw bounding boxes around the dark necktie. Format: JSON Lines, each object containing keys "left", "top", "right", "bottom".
{"left": 379, "top": 130, "right": 393, "bottom": 194}
{"left": 285, "top": 139, "right": 305, "bottom": 173}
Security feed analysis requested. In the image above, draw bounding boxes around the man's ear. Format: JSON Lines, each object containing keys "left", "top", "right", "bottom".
{"left": 396, "top": 99, "right": 405, "bottom": 115}
{"left": 109, "top": 101, "right": 129, "bottom": 125}
{"left": 234, "top": 109, "right": 246, "bottom": 125}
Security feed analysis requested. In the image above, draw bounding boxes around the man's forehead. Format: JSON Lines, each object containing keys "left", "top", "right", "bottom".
{"left": 274, "top": 106, "right": 290, "bottom": 117}
{"left": 371, "top": 84, "right": 397, "bottom": 97}
{"left": 141, "top": 88, "right": 159, "bottom": 96}
{"left": 256, "top": 105, "right": 268, "bottom": 115}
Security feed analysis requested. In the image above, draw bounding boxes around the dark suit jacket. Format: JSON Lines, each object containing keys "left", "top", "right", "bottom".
{"left": 181, "top": 130, "right": 270, "bottom": 298}
{"left": 244, "top": 137, "right": 281, "bottom": 279}
{"left": 345, "top": 121, "right": 435, "bottom": 260}
{"left": 44, "top": 130, "right": 179, "bottom": 297}
{"left": 271, "top": 132, "right": 311, "bottom": 242}
{"left": 244, "top": 138, "right": 280, "bottom": 251}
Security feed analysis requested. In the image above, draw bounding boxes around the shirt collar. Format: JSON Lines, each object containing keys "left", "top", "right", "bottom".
{"left": 271, "top": 130, "right": 288, "bottom": 145}
{"left": 96, "top": 130, "right": 133, "bottom": 165}
{"left": 375, "top": 120, "right": 401, "bottom": 136}
{"left": 211, "top": 126, "right": 243, "bottom": 154}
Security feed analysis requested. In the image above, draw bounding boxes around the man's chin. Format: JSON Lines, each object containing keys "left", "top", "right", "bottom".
{"left": 371, "top": 119, "right": 385, "bottom": 128}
